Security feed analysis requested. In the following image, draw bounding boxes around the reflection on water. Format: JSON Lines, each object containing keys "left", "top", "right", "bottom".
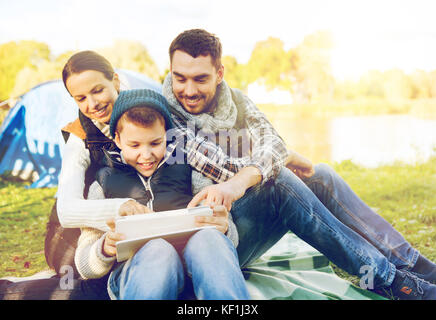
{"left": 265, "top": 113, "right": 436, "bottom": 167}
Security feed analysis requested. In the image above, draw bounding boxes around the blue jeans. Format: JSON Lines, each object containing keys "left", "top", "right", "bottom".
{"left": 108, "top": 228, "right": 250, "bottom": 300}
{"left": 232, "top": 164, "right": 419, "bottom": 289}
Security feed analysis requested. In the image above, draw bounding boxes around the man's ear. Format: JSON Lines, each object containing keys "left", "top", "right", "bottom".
{"left": 217, "top": 64, "right": 224, "bottom": 85}
{"left": 113, "top": 73, "right": 121, "bottom": 93}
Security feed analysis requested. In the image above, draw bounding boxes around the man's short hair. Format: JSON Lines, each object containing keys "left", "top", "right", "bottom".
{"left": 169, "top": 29, "right": 222, "bottom": 69}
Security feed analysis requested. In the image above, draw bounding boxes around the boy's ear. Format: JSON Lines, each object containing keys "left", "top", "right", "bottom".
{"left": 114, "top": 132, "right": 122, "bottom": 149}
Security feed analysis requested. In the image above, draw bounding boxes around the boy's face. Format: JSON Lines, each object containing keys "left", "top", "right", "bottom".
{"left": 114, "top": 120, "right": 167, "bottom": 177}
{"left": 171, "top": 50, "right": 224, "bottom": 115}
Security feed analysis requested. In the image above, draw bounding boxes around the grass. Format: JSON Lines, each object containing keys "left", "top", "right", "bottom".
{"left": 0, "top": 177, "right": 56, "bottom": 277}
{"left": 328, "top": 157, "right": 436, "bottom": 286}
{"left": 0, "top": 157, "right": 435, "bottom": 289}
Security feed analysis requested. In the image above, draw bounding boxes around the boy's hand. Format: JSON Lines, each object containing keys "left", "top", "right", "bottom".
{"left": 102, "top": 218, "right": 125, "bottom": 257}
{"left": 119, "top": 199, "right": 153, "bottom": 216}
{"left": 194, "top": 204, "right": 229, "bottom": 234}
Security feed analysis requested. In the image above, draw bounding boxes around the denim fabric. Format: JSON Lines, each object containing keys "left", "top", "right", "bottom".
{"left": 302, "top": 164, "right": 419, "bottom": 270}
{"left": 232, "top": 165, "right": 410, "bottom": 288}
{"left": 108, "top": 228, "right": 249, "bottom": 300}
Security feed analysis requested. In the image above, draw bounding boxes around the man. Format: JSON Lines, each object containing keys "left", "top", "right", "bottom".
{"left": 162, "top": 28, "right": 436, "bottom": 300}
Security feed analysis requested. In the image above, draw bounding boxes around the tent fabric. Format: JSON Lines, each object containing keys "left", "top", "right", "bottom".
{"left": 0, "top": 70, "right": 162, "bottom": 188}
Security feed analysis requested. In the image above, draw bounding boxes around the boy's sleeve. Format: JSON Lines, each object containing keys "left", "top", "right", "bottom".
{"left": 74, "top": 227, "right": 116, "bottom": 280}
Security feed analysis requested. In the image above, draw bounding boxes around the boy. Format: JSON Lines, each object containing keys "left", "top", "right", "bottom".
{"left": 74, "top": 89, "right": 249, "bottom": 300}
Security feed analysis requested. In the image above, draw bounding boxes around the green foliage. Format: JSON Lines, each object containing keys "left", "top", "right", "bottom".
{"left": 245, "top": 37, "right": 294, "bottom": 91}
{"left": 223, "top": 31, "right": 336, "bottom": 102}
{"left": 0, "top": 39, "right": 160, "bottom": 103}
{"left": 0, "top": 41, "right": 51, "bottom": 100}
{"left": 222, "top": 55, "right": 249, "bottom": 90}
{"left": 98, "top": 40, "right": 160, "bottom": 82}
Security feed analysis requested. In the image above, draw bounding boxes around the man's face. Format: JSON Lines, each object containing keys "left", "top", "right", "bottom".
{"left": 171, "top": 50, "right": 224, "bottom": 115}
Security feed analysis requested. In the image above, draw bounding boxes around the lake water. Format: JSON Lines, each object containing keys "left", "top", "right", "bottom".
{"left": 264, "top": 113, "right": 436, "bottom": 167}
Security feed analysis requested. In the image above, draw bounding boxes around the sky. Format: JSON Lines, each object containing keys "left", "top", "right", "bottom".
{"left": 2, "top": 0, "right": 436, "bottom": 80}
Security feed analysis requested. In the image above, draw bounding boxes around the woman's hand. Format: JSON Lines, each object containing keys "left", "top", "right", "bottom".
{"left": 102, "top": 218, "right": 125, "bottom": 257}
{"left": 194, "top": 204, "right": 229, "bottom": 234}
{"left": 119, "top": 199, "right": 153, "bottom": 216}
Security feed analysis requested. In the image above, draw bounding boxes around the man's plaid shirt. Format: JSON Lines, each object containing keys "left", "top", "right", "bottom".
{"left": 167, "top": 93, "right": 289, "bottom": 185}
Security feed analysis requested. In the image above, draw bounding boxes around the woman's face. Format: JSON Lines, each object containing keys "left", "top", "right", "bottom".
{"left": 66, "top": 70, "right": 120, "bottom": 123}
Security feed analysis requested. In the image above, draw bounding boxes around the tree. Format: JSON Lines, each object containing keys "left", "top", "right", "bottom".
{"left": 382, "top": 69, "right": 413, "bottom": 101}
{"left": 410, "top": 70, "right": 431, "bottom": 99}
{"left": 245, "top": 37, "right": 293, "bottom": 91}
{"left": 291, "top": 31, "right": 335, "bottom": 102}
{"left": 98, "top": 40, "right": 160, "bottom": 81}
{"left": 222, "top": 55, "right": 249, "bottom": 90}
{"left": 0, "top": 41, "right": 50, "bottom": 100}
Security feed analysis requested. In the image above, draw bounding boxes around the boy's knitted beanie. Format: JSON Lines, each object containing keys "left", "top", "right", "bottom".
{"left": 109, "top": 88, "right": 173, "bottom": 138}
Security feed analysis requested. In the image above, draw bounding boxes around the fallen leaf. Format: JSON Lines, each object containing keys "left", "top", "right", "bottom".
{"left": 24, "top": 261, "right": 31, "bottom": 269}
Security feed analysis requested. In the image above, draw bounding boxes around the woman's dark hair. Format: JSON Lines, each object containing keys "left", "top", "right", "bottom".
{"left": 62, "top": 50, "right": 115, "bottom": 92}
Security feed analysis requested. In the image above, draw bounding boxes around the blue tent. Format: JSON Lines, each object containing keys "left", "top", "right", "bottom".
{"left": 0, "top": 70, "right": 162, "bottom": 188}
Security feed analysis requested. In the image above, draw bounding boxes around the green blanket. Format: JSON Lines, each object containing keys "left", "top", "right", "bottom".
{"left": 244, "top": 232, "right": 386, "bottom": 300}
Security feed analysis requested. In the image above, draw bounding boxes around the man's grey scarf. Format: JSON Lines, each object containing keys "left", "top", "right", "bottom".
{"left": 162, "top": 74, "right": 241, "bottom": 246}
{"left": 162, "top": 73, "right": 238, "bottom": 133}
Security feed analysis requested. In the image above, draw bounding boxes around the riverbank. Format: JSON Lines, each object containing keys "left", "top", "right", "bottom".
{"left": 1, "top": 157, "right": 435, "bottom": 282}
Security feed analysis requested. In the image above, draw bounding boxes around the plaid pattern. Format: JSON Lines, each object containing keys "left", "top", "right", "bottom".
{"left": 244, "top": 232, "right": 386, "bottom": 300}
{"left": 236, "top": 93, "right": 289, "bottom": 183}
{"left": 169, "top": 99, "right": 289, "bottom": 185}
{"left": 170, "top": 116, "right": 250, "bottom": 183}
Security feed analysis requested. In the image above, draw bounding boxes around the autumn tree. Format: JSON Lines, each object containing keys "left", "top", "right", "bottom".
{"left": 0, "top": 41, "right": 50, "bottom": 100}
{"left": 98, "top": 40, "right": 160, "bottom": 81}
{"left": 245, "top": 37, "right": 294, "bottom": 91}
{"left": 222, "top": 55, "right": 249, "bottom": 90}
{"left": 291, "top": 31, "right": 335, "bottom": 103}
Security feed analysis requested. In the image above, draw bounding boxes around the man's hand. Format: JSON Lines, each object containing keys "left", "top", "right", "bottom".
{"left": 102, "top": 218, "right": 125, "bottom": 257}
{"left": 285, "top": 150, "right": 315, "bottom": 179}
{"left": 119, "top": 199, "right": 153, "bottom": 216}
{"left": 188, "top": 180, "right": 244, "bottom": 211}
{"left": 195, "top": 204, "right": 229, "bottom": 234}
{"left": 188, "top": 166, "right": 262, "bottom": 211}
